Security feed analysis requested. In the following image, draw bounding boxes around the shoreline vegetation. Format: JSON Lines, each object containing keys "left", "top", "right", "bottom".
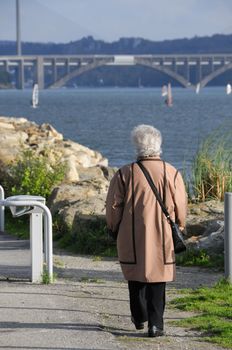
{"left": 188, "top": 128, "right": 232, "bottom": 202}
{"left": 0, "top": 120, "right": 232, "bottom": 260}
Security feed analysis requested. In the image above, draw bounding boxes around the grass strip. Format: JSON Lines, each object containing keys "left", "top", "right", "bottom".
{"left": 170, "top": 279, "right": 232, "bottom": 348}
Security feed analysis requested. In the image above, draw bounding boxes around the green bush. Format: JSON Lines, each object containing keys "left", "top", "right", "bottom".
{"left": 6, "top": 148, "right": 66, "bottom": 199}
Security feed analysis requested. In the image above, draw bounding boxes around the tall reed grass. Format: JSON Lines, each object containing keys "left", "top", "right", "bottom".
{"left": 189, "top": 129, "right": 232, "bottom": 202}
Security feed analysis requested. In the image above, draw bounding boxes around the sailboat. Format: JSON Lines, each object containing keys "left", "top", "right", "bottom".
{"left": 226, "top": 83, "right": 232, "bottom": 95}
{"left": 161, "top": 85, "right": 168, "bottom": 97}
{"left": 31, "top": 83, "right": 39, "bottom": 108}
{"left": 165, "top": 83, "right": 173, "bottom": 107}
{"left": 196, "top": 83, "right": 200, "bottom": 94}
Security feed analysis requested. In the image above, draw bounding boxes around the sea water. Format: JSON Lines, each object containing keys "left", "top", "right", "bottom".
{"left": 0, "top": 87, "right": 231, "bottom": 171}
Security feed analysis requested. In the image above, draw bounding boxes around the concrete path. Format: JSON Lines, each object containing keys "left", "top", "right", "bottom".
{"left": 0, "top": 232, "right": 226, "bottom": 350}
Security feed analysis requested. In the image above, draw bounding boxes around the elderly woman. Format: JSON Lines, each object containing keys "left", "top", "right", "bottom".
{"left": 106, "top": 124, "right": 187, "bottom": 337}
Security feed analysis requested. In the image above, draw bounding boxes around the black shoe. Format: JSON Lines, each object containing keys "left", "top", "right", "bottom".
{"left": 148, "top": 326, "right": 164, "bottom": 337}
{"left": 131, "top": 316, "right": 144, "bottom": 330}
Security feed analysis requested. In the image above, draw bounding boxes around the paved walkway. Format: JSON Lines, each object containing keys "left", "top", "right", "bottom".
{"left": 0, "top": 232, "right": 225, "bottom": 350}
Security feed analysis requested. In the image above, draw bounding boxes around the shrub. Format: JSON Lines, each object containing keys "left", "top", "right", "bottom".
{"left": 57, "top": 215, "right": 117, "bottom": 257}
{"left": 6, "top": 147, "right": 66, "bottom": 199}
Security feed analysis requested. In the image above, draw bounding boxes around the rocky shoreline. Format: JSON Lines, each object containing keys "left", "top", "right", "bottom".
{"left": 0, "top": 116, "right": 225, "bottom": 255}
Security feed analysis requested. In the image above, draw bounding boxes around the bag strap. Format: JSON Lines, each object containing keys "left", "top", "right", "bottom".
{"left": 136, "top": 161, "right": 173, "bottom": 224}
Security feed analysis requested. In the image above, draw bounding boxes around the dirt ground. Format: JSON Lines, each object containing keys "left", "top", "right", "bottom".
{"left": 0, "top": 232, "right": 226, "bottom": 350}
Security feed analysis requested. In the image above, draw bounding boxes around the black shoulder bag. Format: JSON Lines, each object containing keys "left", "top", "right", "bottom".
{"left": 137, "top": 161, "right": 186, "bottom": 254}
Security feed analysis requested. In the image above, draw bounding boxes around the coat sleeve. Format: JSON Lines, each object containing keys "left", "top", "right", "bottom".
{"left": 173, "top": 171, "right": 187, "bottom": 229}
{"left": 106, "top": 169, "right": 125, "bottom": 236}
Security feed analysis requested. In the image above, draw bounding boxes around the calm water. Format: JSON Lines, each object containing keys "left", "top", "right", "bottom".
{"left": 0, "top": 87, "right": 231, "bottom": 170}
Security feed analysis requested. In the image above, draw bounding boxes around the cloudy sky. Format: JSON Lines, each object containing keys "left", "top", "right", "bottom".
{"left": 0, "top": 0, "right": 232, "bottom": 43}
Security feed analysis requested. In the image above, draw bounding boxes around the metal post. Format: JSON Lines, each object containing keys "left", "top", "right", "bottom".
{"left": 0, "top": 199, "right": 53, "bottom": 282}
{"left": 224, "top": 192, "right": 232, "bottom": 283}
{"left": 43, "top": 214, "right": 48, "bottom": 265}
{"left": 30, "top": 212, "right": 43, "bottom": 282}
{"left": 0, "top": 186, "right": 5, "bottom": 232}
{"left": 16, "top": 0, "right": 22, "bottom": 56}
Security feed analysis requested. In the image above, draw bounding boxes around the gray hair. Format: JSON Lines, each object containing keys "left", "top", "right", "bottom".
{"left": 131, "top": 124, "right": 162, "bottom": 158}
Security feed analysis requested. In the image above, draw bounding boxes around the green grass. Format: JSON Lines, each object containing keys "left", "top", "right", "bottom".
{"left": 170, "top": 279, "right": 232, "bottom": 348}
{"left": 42, "top": 268, "right": 57, "bottom": 284}
{"left": 79, "top": 276, "right": 104, "bottom": 283}
{"left": 188, "top": 128, "right": 232, "bottom": 202}
{"left": 176, "top": 248, "right": 224, "bottom": 269}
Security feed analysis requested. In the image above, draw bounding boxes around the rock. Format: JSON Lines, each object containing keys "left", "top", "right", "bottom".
{"left": 0, "top": 121, "right": 15, "bottom": 130}
{"left": 186, "top": 201, "right": 225, "bottom": 254}
{"left": 0, "top": 116, "right": 109, "bottom": 184}
{"left": 197, "top": 221, "right": 224, "bottom": 253}
{"left": 47, "top": 180, "right": 108, "bottom": 235}
{"left": 0, "top": 121, "right": 28, "bottom": 163}
{"left": 65, "top": 155, "right": 80, "bottom": 182}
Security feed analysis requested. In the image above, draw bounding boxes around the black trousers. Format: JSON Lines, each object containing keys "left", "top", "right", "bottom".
{"left": 128, "top": 281, "right": 166, "bottom": 329}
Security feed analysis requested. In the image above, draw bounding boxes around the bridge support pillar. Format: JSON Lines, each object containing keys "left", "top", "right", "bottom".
{"left": 185, "top": 58, "right": 190, "bottom": 83}
{"left": 196, "top": 58, "right": 202, "bottom": 84}
{"left": 173, "top": 58, "right": 177, "bottom": 73}
{"left": 52, "top": 58, "right": 57, "bottom": 84}
{"left": 210, "top": 57, "right": 214, "bottom": 72}
{"left": 36, "top": 56, "right": 44, "bottom": 89}
{"left": 4, "top": 60, "right": 9, "bottom": 72}
{"left": 17, "top": 59, "right": 24, "bottom": 89}
{"left": 66, "top": 58, "right": 70, "bottom": 75}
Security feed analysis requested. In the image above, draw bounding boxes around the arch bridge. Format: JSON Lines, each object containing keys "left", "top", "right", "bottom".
{"left": 1, "top": 54, "right": 232, "bottom": 89}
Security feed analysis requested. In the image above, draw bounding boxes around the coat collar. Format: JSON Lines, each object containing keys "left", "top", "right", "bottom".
{"left": 137, "top": 156, "right": 161, "bottom": 161}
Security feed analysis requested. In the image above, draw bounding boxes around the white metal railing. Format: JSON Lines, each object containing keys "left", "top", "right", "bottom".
{"left": 224, "top": 192, "right": 232, "bottom": 283}
{"left": 0, "top": 196, "right": 53, "bottom": 283}
{"left": 0, "top": 185, "right": 5, "bottom": 232}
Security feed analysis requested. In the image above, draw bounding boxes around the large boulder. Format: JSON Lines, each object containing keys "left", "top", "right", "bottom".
{"left": 47, "top": 175, "right": 110, "bottom": 238}
{"left": 185, "top": 200, "right": 224, "bottom": 254}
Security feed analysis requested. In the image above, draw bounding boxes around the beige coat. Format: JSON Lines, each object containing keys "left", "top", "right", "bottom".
{"left": 106, "top": 157, "right": 187, "bottom": 283}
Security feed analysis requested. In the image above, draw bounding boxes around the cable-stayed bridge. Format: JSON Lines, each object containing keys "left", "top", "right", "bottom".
{"left": 1, "top": 53, "right": 232, "bottom": 89}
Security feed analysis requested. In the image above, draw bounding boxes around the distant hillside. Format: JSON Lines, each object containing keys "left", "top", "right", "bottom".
{"left": 0, "top": 34, "right": 232, "bottom": 55}
{"left": 1, "top": 34, "right": 232, "bottom": 87}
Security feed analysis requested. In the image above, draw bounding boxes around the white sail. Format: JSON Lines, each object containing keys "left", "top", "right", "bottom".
{"left": 165, "top": 83, "right": 173, "bottom": 107}
{"left": 161, "top": 85, "right": 168, "bottom": 96}
{"left": 196, "top": 83, "right": 200, "bottom": 94}
{"left": 226, "top": 83, "right": 232, "bottom": 95}
{"left": 31, "top": 83, "right": 39, "bottom": 108}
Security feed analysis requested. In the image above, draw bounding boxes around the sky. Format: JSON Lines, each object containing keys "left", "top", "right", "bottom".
{"left": 0, "top": 0, "right": 232, "bottom": 43}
